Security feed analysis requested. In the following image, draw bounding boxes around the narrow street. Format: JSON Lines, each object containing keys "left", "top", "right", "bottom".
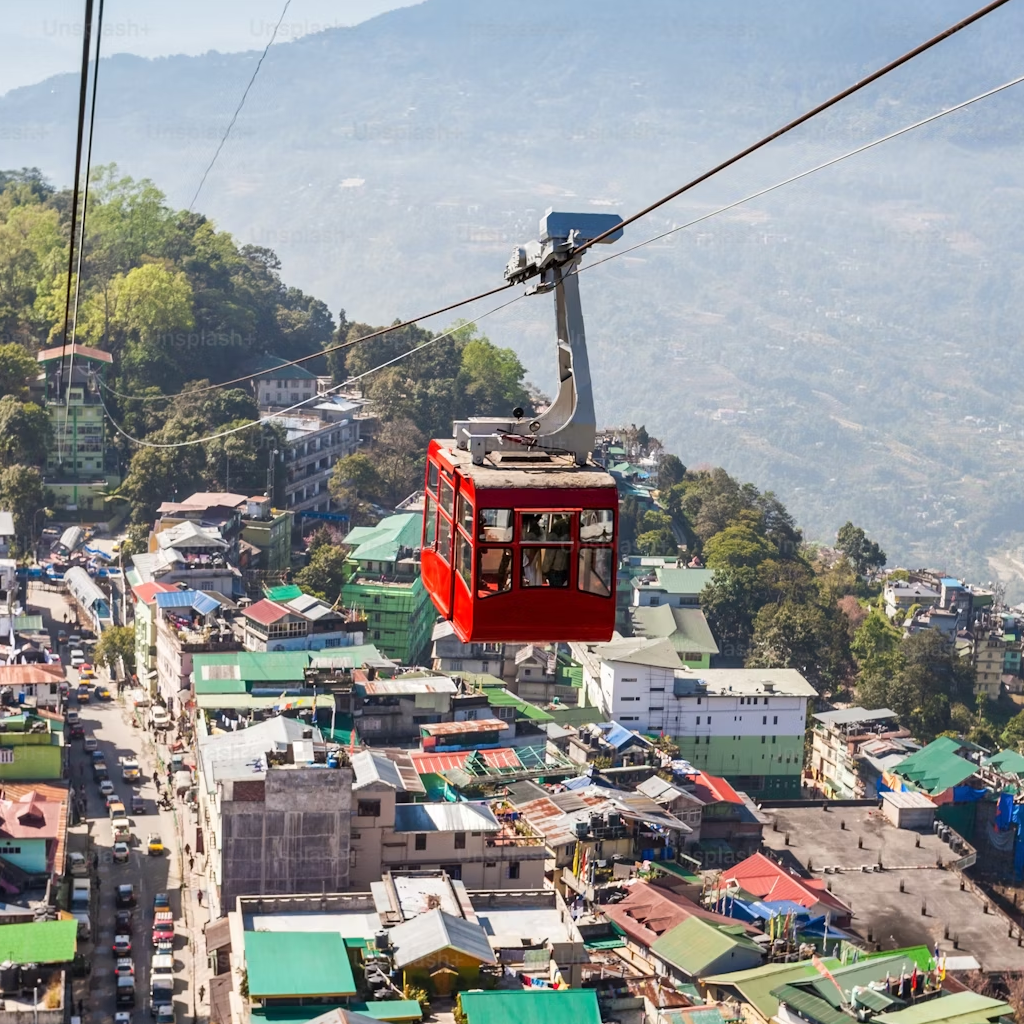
{"left": 28, "top": 581, "right": 208, "bottom": 1022}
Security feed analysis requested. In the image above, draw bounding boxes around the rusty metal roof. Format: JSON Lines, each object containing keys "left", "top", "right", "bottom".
{"left": 419, "top": 718, "right": 506, "bottom": 736}
{"left": 410, "top": 748, "right": 521, "bottom": 774}
{"left": 359, "top": 677, "right": 457, "bottom": 696}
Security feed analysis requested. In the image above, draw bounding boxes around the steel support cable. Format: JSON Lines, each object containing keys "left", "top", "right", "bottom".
{"left": 568, "top": 0, "right": 1014, "bottom": 260}
{"left": 56, "top": 0, "right": 95, "bottom": 462}
{"left": 63, "top": 0, "right": 106, "bottom": 456}
{"left": 99, "top": 70, "right": 1024, "bottom": 449}
{"left": 99, "top": 0, "right": 1012, "bottom": 406}
{"left": 99, "top": 295, "right": 523, "bottom": 448}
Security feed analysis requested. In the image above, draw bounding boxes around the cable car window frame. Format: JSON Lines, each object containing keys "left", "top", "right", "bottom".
{"left": 580, "top": 508, "right": 615, "bottom": 544}
{"left": 477, "top": 547, "right": 513, "bottom": 598}
{"left": 436, "top": 511, "right": 452, "bottom": 564}
{"left": 478, "top": 509, "right": 513, "bottom": 543}
{"left": 424, "top": 495, "right": 437, "bottom": 549}
{"left": 456, "top": 534, "right": 473, "bottom": 592}
{"left": 458, "top": 494, "right": 474, "bottom": 535}
{"left": 439, "top": 477, "right": 454, "bottom": 515}
{"left": 520, "top": 511, "right": 573, "bottom": 544}
{"left": 427, "top": 462, "right": 439, "bottom": 492}
{"left": 578, "top": 545, "right": 614, "bottom": 598}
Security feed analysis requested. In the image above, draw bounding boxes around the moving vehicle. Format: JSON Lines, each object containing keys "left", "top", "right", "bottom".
{"left": 153, "top": 892, "right": 170, "bottom": 912}
{"left": 147, "top": 834, "right": 163, "bottom": 856}
{"left": 116, "top": 883, "right": 135, "bottom": 907}
{"left": 115, "top": 1012, "right": 132, "bottom": 1024}
{"left": 68, "top": 722, "right": 85, "bottom": 740}
{"left": 122, "top": 758, "right": 141, "bottom": 782}
{"left": 115, "top": 909, "right": 133, "bottom": 931}
{"left": 68, "top": 633, "right": 82, "bottom": 647}
{"left": 96, "top": 686, "right": 112, "bottom": 700}
{"left": 421, "top": 212, "right": 621, "bottom": 644}
{"left": 131, "top": 794, "right": 146, "bottom": 815}
{"left": 79, "top": 667, "right": 96, "bottom": 680}
{"left": 115, "top": 975, "right": 135, "bottom": 1008}
{"left": 95, "top": 767, "right": 110, "bottom": 784}
{"left": 113, "top": 841, "right": 130, "bottom": 863}
{"left": 152, "top": 911, "right": 174, "bottom": 944}
{"left": 83, "top": 735, "right": 98, "bottom": 752}
{"left": 71, "top": 910, "right": 91, "bottom": 940}
{"left": 106, "top": 795, "right": 124, "bottom": 813}
{"left": 76, "top": 682, "right": 90, "bottom": 702}
{"left": 112, "top": 817, "right": 131, "bottom": 841}
{"left": 151, "top": 953, "right": 173, "bottom": 975}
{"left": 113, "top": 934, "right": 132, "bottom": 956}
{"left": 153, "top": 1005, "right": 174, "bottom": 1024}
{"left": 67, "top": 851, "right": 88, "bottom": 877}
{"left": 70, "top": 649, "right": 86, "bottom": 669}
{"left": 65, "top": 709, "right": 80, "bottom": 726}
{"left": 150, "top": 972, "right": 174, "bottom": 1011}
{"left": 115, "top": 957, "right": 134, "bottom": 977}
{"left": 150, "top": 707, "right": 170, "bottom": 730}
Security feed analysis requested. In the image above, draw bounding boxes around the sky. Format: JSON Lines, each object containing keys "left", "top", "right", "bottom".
{"left": 0, "top": 0, "right": 421, "bottom": 95}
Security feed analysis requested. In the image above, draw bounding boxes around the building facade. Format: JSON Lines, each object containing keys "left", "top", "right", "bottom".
{"left": 810, "top": 707, "right": 908, "bottom": 799}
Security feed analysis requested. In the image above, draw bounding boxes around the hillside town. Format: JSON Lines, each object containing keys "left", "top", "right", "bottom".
{"left": 0, "top": 344, "right": 1023, "bottom": 1024}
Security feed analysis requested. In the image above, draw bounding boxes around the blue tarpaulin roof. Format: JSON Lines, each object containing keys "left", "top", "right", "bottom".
{"left": 155, "top": 590, "right": 222, "bottom": 616}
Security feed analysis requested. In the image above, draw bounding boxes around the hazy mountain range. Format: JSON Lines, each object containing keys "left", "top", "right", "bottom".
{"left": 3, "top": 0, "right": 1024, "bottom": 593}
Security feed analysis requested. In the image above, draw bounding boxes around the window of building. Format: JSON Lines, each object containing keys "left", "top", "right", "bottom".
{"left": 451, "top": 660, "right": 463, "bottom": 671}
{"left": 650, "top": 686, "right": 664, "bottom": 692}
{"left": 649, "top": 707, "right": 663, "bottom": 713}
{"left": 357, "top": 800, "right": 380, "bottom": 818}
{"left": 507, "top": 862, "right": 520, "bottom": 880}
{"left": 621, "top": 715, "right": 639, "bottom": 721}
{"left": 620, "top": 696, "right": 639, "bottom": 702}
{"left": 772, "top": 736, "right": 777, "bottom": 744}
{"left": 324, "top": 638, "right": 341, "bottom": 648}
{"left": 696, "top": 716, "right": 701, "bottom": 725}
{"left": 414, "top": 834, "right": 427, "bottom": 851}
{"left": 454, "top": 832, "right": 466, "bottom": 849}
{"left": 761, "top": 735, "right": 766, "bottom": 744}
{"left": 485, "top": 861, "right": 497, "bottom": 868}
{"left": 763, "top": 715, "right": 767, "bottom": 725}
{"left": 773, "top": 715, "right": 778, "bottom": 725}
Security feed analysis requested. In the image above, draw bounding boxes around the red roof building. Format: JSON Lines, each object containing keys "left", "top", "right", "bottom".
{"left": 243, "top": 599, "right": 292, "bottom": 627}
{"left": 0, "top": 785, "right": 69, "bottom": 878}
{"left": 723, "top": 852, "right": 852, "bottom": 925}
{"left": 131, "top": 582, "right": 179, "bottom": 605}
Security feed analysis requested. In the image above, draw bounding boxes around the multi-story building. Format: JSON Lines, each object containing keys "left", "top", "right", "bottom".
{"left": 809, "top": 707, "right": 908, "bottom": 799}
{"left": 251, "top": 354, "right": 320, "bottom": 411}
{"left": 573, "top": 636, "right": 815, "bottom": 798}
{"left": 341, "top": 513, "right": 434, "bottom": 665}
{"left": 270, "top": 398, "right": 362, "bottom": 518}
{"left": 241, "top": 592, "right": 365, "bottom": 652}
{"left": 155, "top": 589, "right": 241, "bottom": 710}
{"left": 195, "top": 716, "right": 353, "bottom": 919}
{"left": 0, "top": 511, "right": 13, "bottom": 557}
{"left": 631, "top": 566, "right": 717, "bottom": 609}
{"left": 33, "top": 344, "right": 119, "bottom": 512}
{"left": 883, "top": 580, "right": 940, "bottom": 620}
{"left": 131, "top": 582, "right": 180, "bottom": 686}
{"left": 353, "top": 674, "right": 457, "bottom": 743}
{"left": 974, "top": 628, "right": 1005, "bottom": 700}
{"left": 430, "top": 622, "right": 507, "bottom": 677}
{"left": 128, "top": 547, "right": 241, "bottom": 599}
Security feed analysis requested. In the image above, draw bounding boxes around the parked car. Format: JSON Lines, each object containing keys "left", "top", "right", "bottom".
{"left": 115, "top": 1013, "right": 132, "bottom": 1024}
{"left": 94, "top": 766, "right": 109, "bottom": 783}
{"left": 116, "top": 883, "right": 135, "bottom": 907}
{"left": 68, "top": 634, "right": 82, "bottom": 647}
{"left": 113, "top": 842, "right": 130, "bottom": 864}
{"left": 99, "top": 780, "right": 115, "bottom": 797}
{"left": 112, "top": 934, "right": 132, "bottom": 956}
{"left": 151, "top": 913, "right": 174, "bottom": 944}
{"left": 150, "top": 707, "right": 171, "bottom": 730}
{"left": 131, "top": 795, "right": 146, "bottom": 815}
{"left": 152, "top": 892, "right": 170, "bottom": 913}
{"left": 67, "top": 851, "right": 88, "bottom": 877}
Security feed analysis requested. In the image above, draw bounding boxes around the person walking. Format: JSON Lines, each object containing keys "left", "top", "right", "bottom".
{"left": 198, "top": 984, "right": 205, "bottom": 1003}
{"left": 184, "top": 843, "right": 191, "bottom": 858}
{"left": 189, "top": 855, "right": 195, "bottom": 872}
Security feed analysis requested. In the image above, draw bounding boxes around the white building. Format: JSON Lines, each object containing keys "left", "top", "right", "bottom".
{"left": 572, "top": 636, "right": 816, "bottom": 799}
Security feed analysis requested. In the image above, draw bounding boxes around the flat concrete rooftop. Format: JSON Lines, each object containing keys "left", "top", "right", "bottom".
{"left": 761, "top": 805, "right": 1024, "bottom": 971}
{"left": 475, "top": 904, "right": 573, "bottom": 944}
{"left": 246, "top": 911, "right": 382, "bottom": 939}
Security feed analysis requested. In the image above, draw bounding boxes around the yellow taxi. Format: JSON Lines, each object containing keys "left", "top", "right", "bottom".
{"left": 147, "top": 834, "right": 164, "bottom": 856}
{"left": 79, "top": 668, "right": 96, "bottom": 680}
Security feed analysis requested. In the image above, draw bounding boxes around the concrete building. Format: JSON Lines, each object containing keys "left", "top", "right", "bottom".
{"left": 628, "top": 604, "right": 719, "bottom": 669}
{"left": 631, "top": 567, "right": 717, "bottom": 609}
{"left": 973, "top": 629, "right": 1005, "bottom": 700}
{"left": 810, "top": 707, "right": 908, "bottom": 799}
{"left": 33, "top": 343, "right": 119, "bottom": 513}
{"left": 242, "top": 592, "right": 365, "bottom": 652}
{"left": 354, "top": 674, "right": 457, "bottom": 744}
{"left": 430, "top": 622, "right": 508, "bottom": 678}
{"left": 0, "top": 512, "right": 13, "bottom": 557}
{"left": 574, "top": 636, "right": 814, "bottom": 799}
{"left": 154, "top": 589, "right": 241, "bottom": 710}
{"left": 196, "top": 716, "right": 353, "bottom": 918}
{"left": 251, "top": 353, "right": 320, "bottom": 411}
{"left": 0, "top": 664, "right": 66, "bottom": 711}
{"left": 0, "top": 715, "right": 64, "bottom": 781}
{"left": 883, "top": 580, "right": 940, "bottom": 620}
{"left": 341, "top": 514, "right": 434, "bottom": 665}
{"left": 128, "top": 546, "right": 241, "bottom": 599}
{"left": 131, "top": 582, "right": 179, "bottom": 685}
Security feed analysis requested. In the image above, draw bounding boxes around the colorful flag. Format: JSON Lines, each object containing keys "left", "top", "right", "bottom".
{"left": 939, "top": 956, "right": 946, "bottom": 982}
{"left": 911, "top": 965, "right": 918, "bottom": 993}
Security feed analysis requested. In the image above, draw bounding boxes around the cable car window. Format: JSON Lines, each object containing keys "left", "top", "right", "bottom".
{"left": 478, "top": 548, "right": 512, "bottom": 598}
{"left": 520, "top": 512, "right": 573, "bottom": 544}
{"left": 456, "top": 535, "right": 473, "bottom": 590}
{"left": 478, "top": 509, "right": 513, "bottom": 543}
{"left": 458, "top": 495, "right": 474, "bottom": 534}
{"left": 437, "top": 514, "right": 451, "bottom": 563}
{"left": 580, "top": 509, "right": 615, "bottom": 543}
{"left": 440, "top": 478, "right": 454, "bottom": 515}
{"left": 427, "top": 462, "right": 439, "bottom": 492}
{"left": 521, "top": 546, "right": 571, "bottom": 588}
{"left": 578, "top": 547, "right": 613, "bottom": 597}
{"left": 424, "top": 496, "right": 437, "bottom": 548}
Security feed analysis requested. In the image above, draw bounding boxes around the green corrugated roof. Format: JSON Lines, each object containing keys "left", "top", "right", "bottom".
{"left": 459, "top": 990, "right": 601, "bottom": 1024}
{"left": 251, "top": 353, "right": 318, "bottom": 380}
{"left": 705, "top": 959, "right": 841, "bottom": 1020}
{"left": 773, "top": 985, "right": 851, "bottom": 1024}
{"left": 892, "top": 738, "right": 978, "bottom": 794}
{"left": 14, "top": 615, "right": 44, "bottom": 631}
{"left": 245, "top": 931, "right": 356, "bottom": 998}
{"left": 344, "top": 513, "right": 421, "bottom": 564}
{"left": 629, "top": 604, "right": 720, "bottom": 655}
{"left": 482, "top": 686, "right": 554, "bottom": 722}
{"left": 778, "top": 953, "right": 921, "bottom": 1012}
{"left": 984, "top": 749, "right": 1024, "bottom": 774}
{"left": 545, "top": 705, "right": 604, "bottom": 727}
{"left": 250, "top": 1008, "right": 344, "bottom": 1024}
{"left": 651, "top": 915, "right": 761, "bottom": 977}
{"left": 0, "top": 920, "right": 77, "bottom": 963}
{"left": 875, "top": 992, "right": 1013, "bottom": 1024}
{"left": 653, "top": 567, "right": 717, "bottom": 595}
{"left": 348, "top": 1001, "right": 423, "bottom": 1022}
{"left": 265, "top": 584, "right": 304, "bottom": 602}
{"left": 194, "top": 647, "right": 384, "bottom": 692}
{"left": 863, "top": 945, "right": 934, "bottom": 973}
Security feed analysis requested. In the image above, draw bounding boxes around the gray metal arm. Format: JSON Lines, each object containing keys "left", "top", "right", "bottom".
{"left": 451, "top": 210, "right": 623, "bottom": 466}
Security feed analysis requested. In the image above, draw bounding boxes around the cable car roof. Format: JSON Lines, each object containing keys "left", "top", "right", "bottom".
{"left": 431, "top": 442, "right": 616, "bottom": 490}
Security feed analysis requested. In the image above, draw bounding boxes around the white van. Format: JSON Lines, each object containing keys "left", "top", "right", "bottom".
{"left": 71, "top": 910, "right": 91, "bottom": 940}
{"left": 70, "top": 878, "right": 91, "bottom": 910}
{"left": 67, "top": 852, "right": 88, "bottom": 877}
{"left": 151, "top": 953, "right": 173, "bottom": 974}
{"left": 112, "top": 817, "right": 131, "bottom": 841}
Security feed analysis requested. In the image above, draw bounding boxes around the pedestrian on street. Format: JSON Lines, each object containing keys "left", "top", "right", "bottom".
{"left": 196, "top": 889, "right": 203, "bottom": 906}
{"left": 189, "top": 855, "right": 195, "bottom": 872}
{"left": 198, "top": 984, "right": 205, "bottom": 1003}
{"left": 92, "top": 852, "right": 98, "bottom": 870}
{"left": 184, "top": 843, "right": 191, "bottom": 857}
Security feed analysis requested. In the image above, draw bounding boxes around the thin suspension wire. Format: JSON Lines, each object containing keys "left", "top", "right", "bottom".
{"left": 100, "top": 70, "right": 1024, "bottom": 449}
{"left": 100, "top": 295, "right": 523, "bottom": 449}
{"left": 62, "top": 0, "right": 106, "bottom": 457}
{"left": 188, "top": 0, "right": 292, "bottom": 212}
{"left": 100, "top": 0, "right": 1013, "bottom": 407}
{"left": 577, "top": 72, "right": 1024, "bottom": 280}
{"left": 56, "top": 0, "right": 95, "bottom": 463}
{"left": 569, "top": 0, "right": 1014, "bottom": 260}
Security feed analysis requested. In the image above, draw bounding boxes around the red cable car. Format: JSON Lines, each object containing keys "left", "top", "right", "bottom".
{"left": 421, "top": 211, "right": 624, "bottom": 643}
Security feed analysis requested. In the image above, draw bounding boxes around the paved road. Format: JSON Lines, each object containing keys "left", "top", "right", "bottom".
{"left": 28, "top": 580, "right": 199, "bottom": 1021}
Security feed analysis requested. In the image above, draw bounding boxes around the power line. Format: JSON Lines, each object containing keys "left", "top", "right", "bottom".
{"left": 55, "top": 0, "right": 95, "bottom": 463}
{"left": 100, "top": 0, "right": 1011, "bottom": 407}
{"left": 188, "top": 0, "right": 292, "bottom": 212}
{"left": 100, "top": 69, "right": 1024, "bottom": 452}
{"left": 570, "top": 0, "right": 1014, "bottom": 259}
{"left": 99, "top": 295, "right": 523, "bottom": 449}
{"left": 62, "top": 0, "right": 106, "bottom": 459}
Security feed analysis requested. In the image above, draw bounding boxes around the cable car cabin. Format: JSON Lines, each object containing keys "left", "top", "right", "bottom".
{"left": 421, "top": 439, "right": 619, "bottom": 643}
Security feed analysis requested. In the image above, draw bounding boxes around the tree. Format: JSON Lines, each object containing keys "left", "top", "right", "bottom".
{"left": 294, "top": 544, "right": 349, "bottom": 602}
{"left": 1002, "top": 709, "right": 1024, "bottom": 750}
{"left": 836, "top": 521, "right": 886, "bottom": 575}
{"left": 636, "top": 510, "right": 677, "bottom": 556}
{"left": 456, "top": 329, "right": 531, "bottom": 417}
{"left": 373, "top": 418, "right": 425, "bottom": 507}
{"left": 0, "top": 344, "right": 37, "bottom": 397}
{"left": 329, "top": 453, "right": 384, "bottom": 510}
{"left": 0, "top": 464, "right": 44, "bottom": 551}
{"left": 703, "top": 521, "right": 775, "bottom": 570}
{"left": 93, "top": 625, "right": 136, "bottom": 676}
{"left": 0, "top": 396, "right": 50, "bottom": 467}
{"left": 656, "top": 454, "right": 686, "bottom": 493}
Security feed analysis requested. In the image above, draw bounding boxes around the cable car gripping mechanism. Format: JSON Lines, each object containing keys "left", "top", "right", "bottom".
{"left": 452, "top": 210, "right": 623, "bottom": 467}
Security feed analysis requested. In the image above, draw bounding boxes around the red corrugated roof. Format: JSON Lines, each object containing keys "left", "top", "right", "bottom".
{"left": 0, "top": 783, "right": 68, "bottom": 878}
{"left": 419, "top": 719, "right": 506, "bottom": 736}
{"left": 132, "top": 582, "right": 179, "bottom": 604}
{"left": 0, "top": 664, "right": 64, "bottom": 685}
{"left": 36, "top": 343, "right": 113, "bottom": 364}
{"left": 687, "top": 770, "right": 743, "bottom": 805}
{"left": 409, "top": 748, "right": 521, "bottom": 774}
{"left": 243, "top": 599, "right": 291, "bottom": 626}
{"left": 725, "top": 852, "right": 852, "bottom": 915}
